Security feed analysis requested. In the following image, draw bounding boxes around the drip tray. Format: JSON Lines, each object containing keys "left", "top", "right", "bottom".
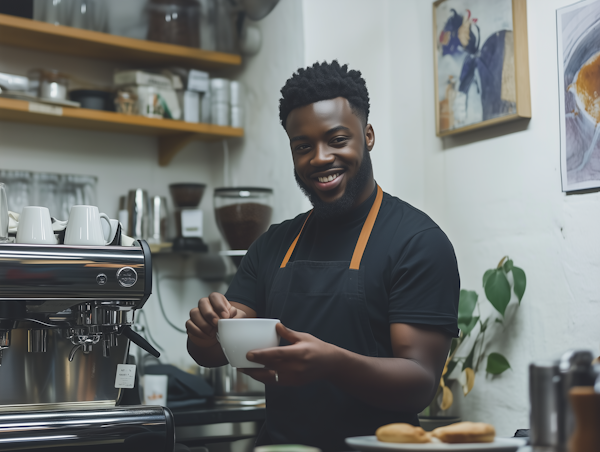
{"left": 214, "top": 396, "right": 265, "bottom": 407}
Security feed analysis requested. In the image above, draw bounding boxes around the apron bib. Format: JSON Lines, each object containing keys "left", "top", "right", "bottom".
{"left": 261, "top": 186, "right": 417, "bottom": 451}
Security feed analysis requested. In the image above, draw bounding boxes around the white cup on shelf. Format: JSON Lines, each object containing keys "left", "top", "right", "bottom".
{"left": 16, "top": 206, "right": 58, "bottom": 245}
{"left": 64, "top": 205, "right": 113, "bottom": 246}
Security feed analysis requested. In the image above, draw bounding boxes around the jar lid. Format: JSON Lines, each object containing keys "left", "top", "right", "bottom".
{"left": 214, "top": 187, "right": 273, "bottom": 196}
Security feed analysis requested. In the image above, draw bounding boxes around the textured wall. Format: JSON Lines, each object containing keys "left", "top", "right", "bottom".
{"left": 413, "top": 0, "right": 600, "bottom": 436}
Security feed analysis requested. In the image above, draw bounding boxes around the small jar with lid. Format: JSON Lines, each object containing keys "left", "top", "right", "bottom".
{"left": 39, "top": 70, "right": 69, "bottom": 100}
{"left": 115, "top": 88, "right": 138, "bottom": 115}
{"left": 147, "top": 0, "right": 201, "bottom": 48}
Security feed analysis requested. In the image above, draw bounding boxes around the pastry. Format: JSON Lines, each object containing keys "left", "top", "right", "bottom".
{"left": 431, "top": 421, "right": 495, "bottom": 443}
{"left": 375, "top": 423, "right": 431, "bottom": 443}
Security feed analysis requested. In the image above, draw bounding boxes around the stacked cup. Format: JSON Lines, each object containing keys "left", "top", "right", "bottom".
{"left": 230, "top": 81, "right": 244, "bottom": 128}
{"left": 210, "top": 78, "right": 230, "bottom": 126}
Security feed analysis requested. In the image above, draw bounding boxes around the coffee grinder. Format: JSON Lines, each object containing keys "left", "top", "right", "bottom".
{"left": 169, "top": 183, "right": 208, "bottom": 252}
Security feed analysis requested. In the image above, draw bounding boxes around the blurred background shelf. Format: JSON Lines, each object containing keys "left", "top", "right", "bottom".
{"left": 0, "top": 97, "right": 244, "bottom": 166}
{"left": 0, "top": 13, "right": 242, "bottom": 71}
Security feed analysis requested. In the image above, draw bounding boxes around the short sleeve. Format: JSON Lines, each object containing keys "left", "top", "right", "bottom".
{"left": 224, "top": 237, "right": 264, "bottom": 315}
{"left": 388, "top": 227, "right": 460, "bottom": 337}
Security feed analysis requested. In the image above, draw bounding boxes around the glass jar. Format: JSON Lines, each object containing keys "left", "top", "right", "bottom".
{"left": 33, "top": 172, "right": 60, "bottom": 218}
{"left": 1, "top": 170, "right": 31, "bottom": 214}
{"left": 115, "top": 88, "right": 138, "bottom": 115}
{"left": 147, "top": 0, "right": 201, "bottom": 48}
{"left": 213, "top": 187, "right": 273, "bottom": 252}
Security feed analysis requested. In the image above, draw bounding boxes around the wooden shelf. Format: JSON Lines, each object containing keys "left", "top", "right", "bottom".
{"left": 0, "top": 14, "right": 241, "bottom": 71}
{"left": 0, "top": 98, "right": 244, "bottom": 166}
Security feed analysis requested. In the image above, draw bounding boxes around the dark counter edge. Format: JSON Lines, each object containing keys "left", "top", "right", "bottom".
{"left": 168, "top": 404, "right": 266, "bottom": 427}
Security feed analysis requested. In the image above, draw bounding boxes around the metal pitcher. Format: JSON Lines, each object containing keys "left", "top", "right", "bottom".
{"left": 529, "top": 349, "right": 596, "bottom": 451}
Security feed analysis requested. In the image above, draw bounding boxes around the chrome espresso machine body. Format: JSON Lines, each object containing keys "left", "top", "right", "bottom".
{"left": 0, "top": 241, "right": 175, "bottom": 451}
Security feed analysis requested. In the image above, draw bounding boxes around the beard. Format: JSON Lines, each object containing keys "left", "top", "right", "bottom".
{"left": 294, "top": 147, "right": 373, "bottom": 220}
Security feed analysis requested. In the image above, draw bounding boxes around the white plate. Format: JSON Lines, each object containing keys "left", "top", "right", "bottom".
{"left": 345, "top": 436, "right": 527, "bottom": 452}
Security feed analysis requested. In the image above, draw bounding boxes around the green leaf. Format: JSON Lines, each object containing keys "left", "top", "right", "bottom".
{"left": 486, "top": 352, "right": 511, "bottom": 375}
{"left": 480, "top": 317, "right": 490, "bottom": 332}
{"left": 503, "top": 259, "right": 513, "bottom": 273}
{"left": 462, "top": 345, "right": 476, "bottom": 371}
{"left": 458, "top": 316, "right": 479, "bottom": 337}
{"left": 494, "top": 318, "right": 504, "bottom": 325}
{"left": 458, "top": 290, "right": 478, "bottom": 324}
{"left": 482, "top": 269, "right": 494, "bottom": 287}
{"left": 512, "top": 266, "right": 526, "bottom": 303}
{"left": 484, "top": 269, "right": 511, "bottom": 316}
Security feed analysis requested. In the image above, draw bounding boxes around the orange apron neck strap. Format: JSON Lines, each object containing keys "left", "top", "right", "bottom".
{"left": 279, "top": 185, "right": 383, "bottom": 270}
{"left": 280, "top": 210, "right": 313, "bottom": 268}
{"left": 350, "top": 185, "right": 383, "bottom": 270}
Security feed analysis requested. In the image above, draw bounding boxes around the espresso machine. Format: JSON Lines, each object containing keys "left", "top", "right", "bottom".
{"left": 0, "top": 240, "right": 175, "bottom": 451}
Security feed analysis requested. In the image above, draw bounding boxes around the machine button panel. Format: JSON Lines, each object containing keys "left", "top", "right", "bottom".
{"left": 116, "top": 267, "right": 137, "bottom": 288}
{"left": 96, "top": 273, "right": 107, "bottom": 285}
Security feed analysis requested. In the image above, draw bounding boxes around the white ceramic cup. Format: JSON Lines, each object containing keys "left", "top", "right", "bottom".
{"left": 16, "top": 206, "right": 58, "bottom": 245}
{"left": 64, "top": 205, "right": 113, "bottom": 246}
{"left": 143, "top": 374, "right": 169, "bottom": 407}
{"left": 217, "top": 318, "right": 280, "bottom": 368}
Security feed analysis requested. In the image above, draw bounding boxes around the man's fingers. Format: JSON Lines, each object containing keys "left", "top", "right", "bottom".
{"left": 186, "top": 318, "right": 216, "bottom": 343}
{"left": 276, "top": 322, "right": 301, "bottom": 343}
{"left": 189, "top": 307, "right": 216, "bottom": 335}
{"left": 239, "top": 368, "right": 274, "bottom": 385}
{"left": 199, "top": 293, "right": 232, "bottom": 326}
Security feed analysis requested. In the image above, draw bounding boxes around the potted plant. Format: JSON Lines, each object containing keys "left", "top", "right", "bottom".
{"left": 420, "top": 256, "right": 527, "bottom": 421}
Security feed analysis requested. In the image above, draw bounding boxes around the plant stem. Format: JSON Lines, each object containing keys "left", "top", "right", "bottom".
{"left": 497, "top": 256, "right": 508, "bottom": 269}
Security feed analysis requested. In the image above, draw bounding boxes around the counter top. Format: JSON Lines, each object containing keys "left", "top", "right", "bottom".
{"left": 170, "top": 402, "right": 265, "bottom": 445}
{"left": 171, "top": 403, "right": 266, "bottom": 427}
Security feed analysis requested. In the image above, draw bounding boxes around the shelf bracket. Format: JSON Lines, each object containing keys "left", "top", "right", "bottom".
{"left": 158, "top": 133, "right": 197, "bottom": 166}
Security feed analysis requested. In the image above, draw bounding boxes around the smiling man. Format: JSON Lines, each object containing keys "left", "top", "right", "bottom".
{"left": 186, "top": 61, "right": 460, "bottom": 451}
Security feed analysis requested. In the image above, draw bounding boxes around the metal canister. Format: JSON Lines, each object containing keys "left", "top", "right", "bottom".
{"left": 529, "top": 360, "right": 562, "bottom": 449}
{"left": 149, "top": 195, "right": 168, "bottom": 244}
{"left": 127, "top": 189, "right": 149, "bottom": 240}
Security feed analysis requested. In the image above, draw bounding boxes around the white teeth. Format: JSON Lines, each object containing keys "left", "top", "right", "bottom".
{"left": 318, "top": 173, "right": 339, "bottom": 183}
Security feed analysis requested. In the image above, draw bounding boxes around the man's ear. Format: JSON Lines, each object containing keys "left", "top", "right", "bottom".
{"left": 365, "top": 124, "right": 375, "bottom": 151}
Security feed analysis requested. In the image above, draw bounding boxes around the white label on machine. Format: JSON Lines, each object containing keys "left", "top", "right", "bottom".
{"left": 115, "top": 364, "right": 136, "bottom": 388}
{"left": 181, "top": 209, "right": 203, "bottom": 237}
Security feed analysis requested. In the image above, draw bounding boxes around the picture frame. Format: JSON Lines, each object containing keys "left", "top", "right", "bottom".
{"left": 433, "top": 0, "right": 531, "bottom": 137}
{"left": 557, "top": 0, "right": 600, "bottom": 192}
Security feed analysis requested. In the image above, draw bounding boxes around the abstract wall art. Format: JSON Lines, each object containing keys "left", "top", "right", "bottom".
{"left": 557, "top": 0, "right": 600, "bottom": 192}
{"left": 433, "top": 0, "right": 531, "bottom": 136}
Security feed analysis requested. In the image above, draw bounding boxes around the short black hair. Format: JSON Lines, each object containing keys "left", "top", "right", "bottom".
{"left": 279, "top": 60, "right": 370, "bottom": 129}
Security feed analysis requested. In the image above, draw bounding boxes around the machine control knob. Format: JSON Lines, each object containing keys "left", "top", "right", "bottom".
{"left": 96, "top": 273, "right": 107, "bottom": 285}
{"left": 116, "top": 267, "right": 137, "bottom": 288}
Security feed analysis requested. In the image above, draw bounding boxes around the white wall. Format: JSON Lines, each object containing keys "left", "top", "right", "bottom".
{"left": 412, "top": 0, "right": 600, "bottom": 436}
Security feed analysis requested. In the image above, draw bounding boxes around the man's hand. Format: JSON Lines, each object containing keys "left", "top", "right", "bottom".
{"left": 240, "top": 323, "right": 338, "bottom": 386}
{"left": 186, "top": 292, "right": 247, "bottom": 349}
{"left": 243, "top": 322, "right": 451, "bottom": 413}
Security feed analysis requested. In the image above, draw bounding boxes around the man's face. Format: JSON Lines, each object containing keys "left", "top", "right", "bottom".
{"left": 285, "top": 97, "right": 375, "bottom": 218}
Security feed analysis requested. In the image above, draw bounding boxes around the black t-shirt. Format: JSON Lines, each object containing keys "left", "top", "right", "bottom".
{"left": 227, "top": 187, "right": 460, "bottom": 343}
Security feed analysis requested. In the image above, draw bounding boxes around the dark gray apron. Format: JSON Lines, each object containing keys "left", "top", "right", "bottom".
{"left": 259, "top": 186, "right": 417, "bottom": 451}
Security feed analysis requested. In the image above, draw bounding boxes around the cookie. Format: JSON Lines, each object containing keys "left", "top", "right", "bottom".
{"left": 376, "top": 423, "right": 431, "bottom": 443}
{"left": 431, "top": 421, "right": 495, "bottom": 443}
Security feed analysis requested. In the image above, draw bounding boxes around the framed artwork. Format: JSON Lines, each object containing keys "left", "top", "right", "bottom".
{"left": 557, "top": 0, "right": 600, "bottom": 192}
{"left": 433, "top": 0, "right": 531, "bottom": 137}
